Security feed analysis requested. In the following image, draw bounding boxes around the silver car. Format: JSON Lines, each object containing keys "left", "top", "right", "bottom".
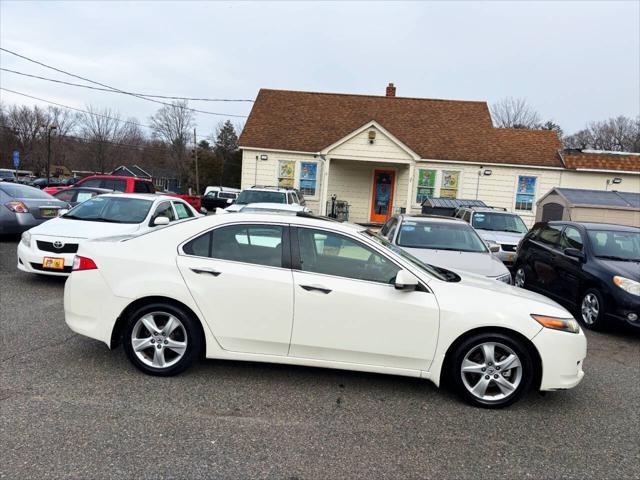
{"left": 379, "top": 215, "right": 512, "bottom": 283}
{"left": 0, "top": 182, "right": 68, "bottom": 235}
{"left": 456, "top": 207, "right": 528, "bottom": 267}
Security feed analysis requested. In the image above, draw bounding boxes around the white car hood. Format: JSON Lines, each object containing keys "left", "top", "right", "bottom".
{"left": 29, "top": 217, "right": 142, "bottom": 239}
{"left": 225, "top": 204, "right": 243, "bottom": 212}
{"left": 457, "top": 270, "right": 562, "bottom": 309}
{"left": 402, "top": 247, "right": 508, "bottom": 277}
{"left": 476, "top": 230, "right": 524, "bottom": 245}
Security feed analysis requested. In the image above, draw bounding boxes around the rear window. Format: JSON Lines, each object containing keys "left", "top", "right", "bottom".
{"left": 0, "top": 183, "right": 54, "bottom": 199}
{"left": 134, "top": 180, "right": 153, "bottom": 193}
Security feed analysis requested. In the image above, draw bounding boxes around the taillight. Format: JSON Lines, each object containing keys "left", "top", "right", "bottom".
{"left": 72, "top": 256, "right": 98, "bottom": 271}
{"left": 5, "top": 201, "right": 29, "bottom": 213}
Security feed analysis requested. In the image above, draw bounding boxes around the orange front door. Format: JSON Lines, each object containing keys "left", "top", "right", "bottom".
{"left": 370, "top": 170, "right": 395, "bottom": 223}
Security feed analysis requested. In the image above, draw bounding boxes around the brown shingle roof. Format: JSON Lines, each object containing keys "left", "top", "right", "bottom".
{"left": 239, "top": 88, "right": 564, "bottom": 168}
{"left": 563, "top": 151, "right": 640, "bottom": 172}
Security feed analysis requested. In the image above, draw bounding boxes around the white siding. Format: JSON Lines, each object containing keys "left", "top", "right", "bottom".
{"left": 327, "top": 126, "right": 414, "bottom": 161}
{"left": 327, "top": 159, "right": 410, "bottom": 223}
{"left": 559, "top": 170, "right": 640, "bottom": 193}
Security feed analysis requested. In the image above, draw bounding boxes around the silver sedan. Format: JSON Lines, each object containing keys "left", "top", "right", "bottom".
{"left": 0, "top": 182, "right": 68, "bottom": 235}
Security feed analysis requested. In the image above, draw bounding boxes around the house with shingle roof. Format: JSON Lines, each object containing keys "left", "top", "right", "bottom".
{"left": 239, "top": 84, "right": 639, "bottom": 225}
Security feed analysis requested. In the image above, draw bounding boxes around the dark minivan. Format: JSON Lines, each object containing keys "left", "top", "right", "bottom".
{"left": 514, "top": 221, "right": 639, "bottom": 330}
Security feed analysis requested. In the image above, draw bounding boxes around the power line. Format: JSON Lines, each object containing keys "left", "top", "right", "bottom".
{"left": 0, "top": 47, "right": 248, "bottom": 117}
{"left": 0, "top": 67, "right": 254, "bottom": 103}
{"left": 0, "top": 87, "right": 152, "bottom": 130}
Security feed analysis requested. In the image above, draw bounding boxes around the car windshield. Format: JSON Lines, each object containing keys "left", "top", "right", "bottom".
{"left": 397, "top": 221, "right": 488, "bottom": 253}
{"left": 472, "top": 212, "right": 528, "bottom": 233}
{"left": 0, "top": 170, "right": 15, "bottom": 178}
{"left": 235, "top": 190, "right": 286, "bottom": 205}
{"left": 62, "top": 196, "right": 153, "bottom": 223}
{"left": 0, "top": 183, "right": 54, "bottom": 199}
{"left": 587, "top": 229, "right": 640, "bottom": 261}
{"left": 364, "top": 231, "right": 452, "bottom": 281}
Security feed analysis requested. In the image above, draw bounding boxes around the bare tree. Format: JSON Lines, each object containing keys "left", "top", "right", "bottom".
{"left": 490, "top": 97, "right": 542, "bottom": 128}
{"left": 4, "top": 104, "right": 48, "bottom": 173}
{"left": 149, "top": 100, "right": 195, "bottom": 188}
{"left": 563, "top": 116, "right": 639, "bottom": 152}
{"left": 78, "top": 106, "right": 137, "bottom": 173}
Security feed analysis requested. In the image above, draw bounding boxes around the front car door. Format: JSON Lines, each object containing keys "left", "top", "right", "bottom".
{"left": 528, "top": 224, "right": 563, "bottom": 296}
{"left": 176, "top": 223, "right": 293, "bottom": 355}
{"left": 289, "top": 226, "right": 439, "bottom": 371}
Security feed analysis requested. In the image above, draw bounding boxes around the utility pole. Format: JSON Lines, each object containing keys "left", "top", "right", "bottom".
{"left": 43, "top": 124, "right": 57, "bottom": 182}
{"left": 194, "top": 128, "right": 200, "bottom": 194}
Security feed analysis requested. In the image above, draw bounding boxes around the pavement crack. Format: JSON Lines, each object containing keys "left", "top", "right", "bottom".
{"left": 0, "top": 333, "right": 78, "bottom": 363}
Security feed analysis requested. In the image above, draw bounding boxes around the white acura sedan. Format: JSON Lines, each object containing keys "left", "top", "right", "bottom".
{"left": 18, "top": 193, "right": 199, "bottom": 276}
{"left": 64, "top": 213, "right": 586, "bottom": 408}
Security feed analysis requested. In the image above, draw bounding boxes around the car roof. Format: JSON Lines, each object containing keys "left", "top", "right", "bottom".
{"left": 239, "top": 203, "right": 303, "bottom": 211}
{"left": 192, "top": 211, "right": 365, "bottom": 232}
{"left": 246, "top": 185, "right": 293, "bottom": 192}
{"left": 547, "top": 221, "right": 640, "bottom": 232}
{"left": 81, "top": 174, "right": 152, "bottom": 182}
{"left": 465, "top": 207, "right": 512, "bottom": 214}
{"left": 61, "top": 187, "right": 113, "bottom": 193}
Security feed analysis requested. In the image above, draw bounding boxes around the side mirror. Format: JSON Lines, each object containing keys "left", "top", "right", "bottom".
{"left": 153, "top": 216, "right": 170, "bottom": 226}
{"left": 487, "top": 242, "right": 501, "bottom": 253}
{"left": 226, "top": 198, "right": 233, "bottom": 204}
{"left": 199, "top": 207, "right": 208, "bottom": 215}
{"left": 58, "top": 209, "right": 69, "bottom": 217}
{"left": 394, "top": 270, "right": 419, "bottom": 291}
{"left": 564, "top": 248, "right": 585, "bottom": 262}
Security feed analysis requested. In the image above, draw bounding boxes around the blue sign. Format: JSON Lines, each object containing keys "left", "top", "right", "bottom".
{"left": 12, "top": 150, "right": 20, "bottom": 168}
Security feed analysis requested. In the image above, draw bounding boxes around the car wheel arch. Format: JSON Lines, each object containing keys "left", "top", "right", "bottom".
{"left": 439, "top": 326, "right": 543, "bottom": 390}
{"left": 111, "top": 296, "right": 206, "bottom": 353}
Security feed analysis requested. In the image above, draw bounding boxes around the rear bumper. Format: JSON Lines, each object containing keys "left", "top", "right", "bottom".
{"left": 532, "top": 327, "right": 587, "bottom": 391}
{"left": 0, "top": 212, "right": 46, "bottom": 235}
{"left": 64, "top": 270, "right": 129, "bottom": 348}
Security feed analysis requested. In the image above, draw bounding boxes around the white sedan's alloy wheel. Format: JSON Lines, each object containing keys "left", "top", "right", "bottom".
{"left": 131, "top": 312, "right": 188, "bottom": 369}
{"left": 460, "top": 341, "right": 523, "bottom": 403}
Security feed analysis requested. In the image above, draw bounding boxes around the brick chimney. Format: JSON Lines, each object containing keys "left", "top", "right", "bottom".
{"left": 386, "top": 82, "right": 396, "bottom": 97}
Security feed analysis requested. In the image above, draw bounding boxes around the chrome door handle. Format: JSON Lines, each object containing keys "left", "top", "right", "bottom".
{"left": 190, "top": 267, "right": 221, "bottom": 277}
{"left": 299, "top": 284, "right": 332, "bottom": 294}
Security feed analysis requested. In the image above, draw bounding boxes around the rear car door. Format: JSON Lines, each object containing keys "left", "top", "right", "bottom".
{"left": 176, "top": 223, "right": 293, "bottom": 355}
{"left": 289, "top": 227, "right": 439, "bottom": 371}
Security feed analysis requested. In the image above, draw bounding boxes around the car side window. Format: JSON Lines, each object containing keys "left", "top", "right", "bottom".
{"left": 537, "top": 225, "right": 563, "bottom": 248}
{"left": 134, "top": 180, "right": 151, "bottom": 193}
{"left": 287, "top": 192, "right": 295, "bottom": 204}
{"left": 297, "top": 228, "right": 400, "bottom": 284}
{"left": 560, "top": 227, "right": 583, "bottom": 251}
{"left": 151, "top": 201, "right": 176, "bottom": 223}
{"left": 379, "top": 218, "right": 395, "bottom": 237}
{"left": 173, "top": 201, "right": 194, "bottom": 219}
{"left": 184, "top": 224, "right": 284, "bottom": 268}
{"left": 463, "top": 211, "right": 471, "bottom": 222}
{"left": 101, "top": 179, "right": 127, "bottom": 191}
{"left": 387, "top": 221, "right": 398, "bottom": 241}
{"left": 54, "top": 190, "right": 75, "bottom": 202}
{"left": 78, "top": 178, "right": 101, "bottom": 188}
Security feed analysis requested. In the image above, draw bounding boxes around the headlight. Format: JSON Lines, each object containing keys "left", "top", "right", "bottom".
{"left": 613, "top": 276, "right": 640, "bottom": 296}
{"left": 531, "top": 314, "right": 580, "bottom": 334}
{"left": 495, "top": 273, "right": 512, "bottom": 284}
{"left": 21, "top": 231, "right": 31, "bottom": 248}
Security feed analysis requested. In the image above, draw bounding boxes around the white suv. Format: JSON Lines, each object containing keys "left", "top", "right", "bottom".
{"left": 226, "top": 186, "right": 309, "bottom": 213}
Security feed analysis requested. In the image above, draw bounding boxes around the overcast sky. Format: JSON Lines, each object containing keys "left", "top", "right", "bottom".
{"left": 1, "top": 0, "right": 638, "bottom": 139}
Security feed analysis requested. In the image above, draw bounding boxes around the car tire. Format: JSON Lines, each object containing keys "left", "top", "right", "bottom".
{"left": 579, "top": 288, "right": 608, "bottom": 331}
{"left": 514, "top": 265, "right": 526, "bottom": 288}
{"left": 122, "top": 302, "right": 203, "bottom": 376}
{"left": 451, "top": 333, "right": 534, "bottom": 409}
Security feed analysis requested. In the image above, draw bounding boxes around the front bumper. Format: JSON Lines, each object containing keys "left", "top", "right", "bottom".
{"left": 532, "top": 327, "right": 587, "bottom": 391}
{"left": 17, "top": 237, "right": 79, "bottom": 276}
{"left": 607, "top": 291, "right": 640, "bottom": 328}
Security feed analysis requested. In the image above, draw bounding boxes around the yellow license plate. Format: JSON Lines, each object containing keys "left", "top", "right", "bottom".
{"left": 43, "top": 257, "right": 65, "bottom": 269}
{"left": 40, "top": 208, "right": 57, "bottom": 217}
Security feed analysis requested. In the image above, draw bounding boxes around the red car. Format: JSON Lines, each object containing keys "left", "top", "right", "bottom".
{"left": 46, "top": 175, "right": 202, "bottom": 210}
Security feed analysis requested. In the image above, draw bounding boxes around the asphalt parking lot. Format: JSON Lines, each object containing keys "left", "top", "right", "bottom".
{"left": 1, "top": 237, "right": 639, "bottom": 480}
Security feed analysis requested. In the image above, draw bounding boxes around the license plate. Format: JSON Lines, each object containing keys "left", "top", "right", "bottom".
{"left": 40, "top": 208, "right": 57, "bottom": 217}
{"left": 42, "top": 257, "right": 65, "bottom": 269}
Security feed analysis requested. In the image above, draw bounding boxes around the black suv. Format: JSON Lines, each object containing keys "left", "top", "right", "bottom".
{"left": 514, "top": 221, "right": 639, "bottom": 330}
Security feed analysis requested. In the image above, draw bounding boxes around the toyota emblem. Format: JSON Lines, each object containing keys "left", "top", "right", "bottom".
{"left": 53, "top": 240, "right": 64, "bottom": 249}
